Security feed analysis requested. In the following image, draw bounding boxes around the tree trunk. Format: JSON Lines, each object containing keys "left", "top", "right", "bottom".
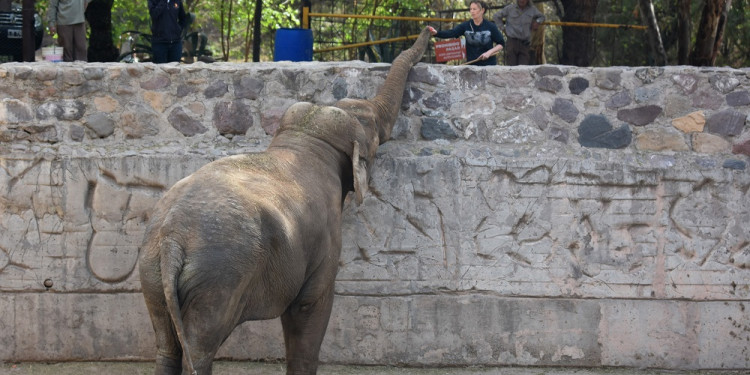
{"left": 709, "top": 0, "right": 732, "bottom": 64}
{"left": 531, "top": 2, "right": 546, "bottom": 64}
{"left": 559, "top": 0, "right": 598, "bottom": 66}
{"left": 638, "top": 0, "right": 667, "bottom": 65}
{"left": 252, "top": 0, "right": 262, "bottom": 62}
{"left": 689, "top": 0, "right": 726, "bottom": 66}
{"left": 677, "top": 0, "right": 691, "bottom": 65}
{"left": 85, "top": 0, "right": 119, "bottom": 62}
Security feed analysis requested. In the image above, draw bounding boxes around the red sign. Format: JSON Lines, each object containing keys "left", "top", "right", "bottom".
{"left": 434, "top": 38, "right": 466, "bottom": 62}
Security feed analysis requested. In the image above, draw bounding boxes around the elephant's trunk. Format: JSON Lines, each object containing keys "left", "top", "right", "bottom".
{"left": 369, "top": 27, "right": 431, "bottom": 144}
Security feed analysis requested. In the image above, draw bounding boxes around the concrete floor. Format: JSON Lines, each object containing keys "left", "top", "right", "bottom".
{"left": 0, "top": 362, "right": 746, "bottom": 375}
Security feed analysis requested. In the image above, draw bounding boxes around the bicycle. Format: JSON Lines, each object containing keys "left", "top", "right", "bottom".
{"left": 117, "top": 13, "right": 214, "bottom": 63}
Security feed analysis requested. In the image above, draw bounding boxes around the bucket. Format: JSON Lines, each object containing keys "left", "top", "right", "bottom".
{"left": 274, "top": 28, "right": 313, "bottom": 62}
{"left": 42, "top": 46, "right": 64, "bottom": 62}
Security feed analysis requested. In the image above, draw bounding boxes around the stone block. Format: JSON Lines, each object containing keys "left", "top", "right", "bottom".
{"left": 617, "top": 105, "right": 662, "bottom": 126}
{"left": 552, "top": 98, "right": 579, "bottom": 123}
{"left": 692, "top": 132, "right": 730, "bottom": 154}
{"left": 577, "top": 114, "right": 631, "bottom": 149}
{"left": 672, "top": 111, "right": 705, "bottom": 133}
{"left": 726, "top": 90, "right": 750, "bottom": 107}
{"left": 636, "top": 129, "right": 689, "bottom": 151}
{"left": 706, "top": 109, "right": 746, "bottom": 136}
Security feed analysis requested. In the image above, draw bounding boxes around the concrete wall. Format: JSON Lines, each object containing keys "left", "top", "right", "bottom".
{"left": 1, "top": 61, "right": 749, "bottom": 370}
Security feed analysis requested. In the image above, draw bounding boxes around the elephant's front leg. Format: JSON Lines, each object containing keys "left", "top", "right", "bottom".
{"left": 281, "top": 285, "right": 335, "bottom": 375}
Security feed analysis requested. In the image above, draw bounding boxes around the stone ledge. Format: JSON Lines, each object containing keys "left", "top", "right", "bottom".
{"left": 1, "top": 293, "right": 747, "bottom": 370}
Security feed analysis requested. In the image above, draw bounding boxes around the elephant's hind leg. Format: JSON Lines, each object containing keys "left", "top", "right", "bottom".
{"left": 280, "top": 287, "right": 335, "bottom": 375}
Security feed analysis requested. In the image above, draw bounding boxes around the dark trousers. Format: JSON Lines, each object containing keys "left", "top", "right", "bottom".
{"left": 505, "top": 37, "right": 531, "bottom": 66}
{"left": 152, "top": 40, "right": 183, "bottom": 63}
{"left": 58, "top": 23, "right": 87, "bottom": 62}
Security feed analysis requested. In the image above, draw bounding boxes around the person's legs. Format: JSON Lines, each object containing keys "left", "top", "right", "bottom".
{"left": 56, "top": 24, "right": 75, "bottom": 62}
{"left": 167, "top": 41, "right": 182, "bottom": 63}
{"left": 71, "top": 23, "right": 87, "bottom": 61}
{"left": 505, "top": 38, "right": 520, "bottom": 66}
{"left": 517, "top": 43, "right": 531, "bottom": 65}
{"left": 152, "top": 41, "right": 168, "bottom": 63}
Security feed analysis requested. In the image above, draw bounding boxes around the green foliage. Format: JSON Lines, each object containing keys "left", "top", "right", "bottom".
{"left": 111, "top": 0, "right": 150, "bottom": 43}
{"left": 93, "top": 0, "right": 749, "bottom": 66}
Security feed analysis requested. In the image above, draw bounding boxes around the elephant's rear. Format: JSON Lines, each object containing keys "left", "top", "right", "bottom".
{"left": 139, "top": 155, "right": 308, "bottom": 374}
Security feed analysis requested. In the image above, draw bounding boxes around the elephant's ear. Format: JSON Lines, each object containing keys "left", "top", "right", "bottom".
{"left": 352, "top": 140, "right": 369, "bottom": 205}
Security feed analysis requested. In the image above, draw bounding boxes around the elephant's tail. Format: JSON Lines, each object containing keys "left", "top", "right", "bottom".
{"left": 159, "top": 239, "right": 197, "bottom": 375}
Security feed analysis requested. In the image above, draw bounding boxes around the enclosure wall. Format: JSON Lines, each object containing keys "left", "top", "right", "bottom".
{"left": 1, "top": 62, "right": 749, "bottom": 369}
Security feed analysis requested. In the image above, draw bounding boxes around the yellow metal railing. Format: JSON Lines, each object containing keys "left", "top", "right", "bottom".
{"left": 302, "top": 7, "right": 647, "bottom": 55}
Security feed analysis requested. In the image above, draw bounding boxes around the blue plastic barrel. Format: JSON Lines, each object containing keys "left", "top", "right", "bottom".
{"left": 274, "top": 28, "right": 313, "bottom": 62}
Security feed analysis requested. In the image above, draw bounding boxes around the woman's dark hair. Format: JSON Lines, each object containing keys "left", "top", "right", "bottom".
{"left": 470, "top": 0, "right": 489, "bottom": 14}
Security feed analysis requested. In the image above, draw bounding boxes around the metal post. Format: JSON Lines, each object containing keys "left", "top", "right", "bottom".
{"left": 301, "top": 2, "right": 310, "bottom": 29}
{"left": 22, "top": 0, "right": 35, "bottom": 61}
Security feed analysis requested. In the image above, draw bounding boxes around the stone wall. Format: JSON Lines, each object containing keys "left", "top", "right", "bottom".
{"left": 1, "top": 61, "right": 749, "bottom": 370}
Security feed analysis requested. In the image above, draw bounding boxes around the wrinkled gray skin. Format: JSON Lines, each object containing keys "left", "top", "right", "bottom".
{"left": 138, "top": 28, "right": 431, "bottom": 375}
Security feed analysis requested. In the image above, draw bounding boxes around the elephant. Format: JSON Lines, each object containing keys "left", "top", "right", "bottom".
{"left": 138, "top": 27, "right": 431, "bottom": 375}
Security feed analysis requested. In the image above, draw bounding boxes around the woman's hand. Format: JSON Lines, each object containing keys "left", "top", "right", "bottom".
{"left": 427, "top": 26, "right": 437, "bottom": 36}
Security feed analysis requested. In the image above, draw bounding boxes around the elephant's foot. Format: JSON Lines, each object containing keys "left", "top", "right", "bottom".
{"left": 154, "top": 353, "right": 182, "bottom": 375}
{"left": 285, "top": 357, "right": 319, "bottom": 375}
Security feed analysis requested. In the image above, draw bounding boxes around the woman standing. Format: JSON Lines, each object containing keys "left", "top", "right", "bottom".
{"left": 149, "top": 0, "right": 187, "bottom": 63}
{"left": 428, "top": 0, "right": 505, "bottom": 66}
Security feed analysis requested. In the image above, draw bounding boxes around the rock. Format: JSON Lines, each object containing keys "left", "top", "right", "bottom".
{"left": 706, "top": 109, "right": 746, "bottom": 136}
{"left": 732, "top": 138, "right": 750, "bottom": 156}
{"left": 1, "top": 99, "right": 33, "bottom": 123}
{"left": 634, "top": 87, "right": 660, "bottom": 104}
{"left": 595, "top": 69, "right": 622, "bottom": 90}
{"left": 552, "top": 98, "right": 579, "bottom": 123}
{"left": 121, "top": 105, "right": 160, "bottom": 138}
{"left": 424, "top": 91, "right": 451, "bottom": 110}
{"left": 722, "top": 159, "right": 747, "bottom": 170}
{"left": 672, "top": 73, "right": 698, "bottom": 94}
{"left": 140, "top": 73, "right": 171, "bottom": 90}
{"left": 203, "top": 80, "right": 228, "bottom": 98}
{"left": 635, "top": 67, "right": 664, "bottom": 84}
{"left": 169, "top": 107, "right": 207, "bottom": 136}
{"left": 577, "top": 114, "right": 631, "bottom": 149}
{"left": 176, "top": 84, "right": 199, "bottom": 98}
{"left": 617, "top": 105, "right": 662, "bottom": 126}
{"left": 692, "top": 132, "right": 731, "bottom": 154}
{"left": 636, "top": 130, "right": 689, "bottom": 151}
{"left": 232, "top": 76, "right": 265, "bottom": 100}
{"left": 535, "top": 66, "right": 564, "bottom": 76}
{"left": 709, "top": 74, "right": 740, "bottom": 94}
{"left": 36, "top": 100, "right": 86, "bottom": 121}
{"left": 84, "top": 113, "right": 115, "bottom": 138}
{"left": 691, "top": 87, "right": 723, "bottom": 110}
{"left": 421, "top": 117, "right": 457, "bottom": 140}
{"left": 22, "top": 125, "right": 59, "bottom": 143}
{"left": 408, "top": 65, "right": 442, "bottom": 85}
{"left": 528, "top": 106, "right": 548, "bottom": 130}
{"left": 70, "top": 125, "right": 85, "bottom": 141}
{"left": 502, "top": 92, "right": 532, "bottom": 112}
{"left": 672, "top": 111, "right": 705, "bottom": 133}
{"left": 568, "top": 77, "right": 589, "bottom": 95}
{"left": 549, "top": 126, "right": 568, "bottom": 143}
{"left": 213, "top": 101, "right": 253, "bottom": 135}
{"left": 605, "top": 91, "right": 631, "bottom": 109}
{"left": 535, "top": 77, "right": 562, "bottom": 93}
{"left": 332, "top": 77, "right": 348, "bottom": 100}
{"left": 726, "top": 91, "right": 750, "bottom": 107}
{"left": 459, "top": 69, "right": 485, "bottom": 89}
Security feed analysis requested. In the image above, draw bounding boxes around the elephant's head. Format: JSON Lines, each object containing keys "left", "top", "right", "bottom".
{"left": 270, "top": 27, "right": 432, "bottom": 204}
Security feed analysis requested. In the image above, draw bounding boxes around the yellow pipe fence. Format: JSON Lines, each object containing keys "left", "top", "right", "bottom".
{"left": 303, "top": 8, "right": 646, "bottom": 54}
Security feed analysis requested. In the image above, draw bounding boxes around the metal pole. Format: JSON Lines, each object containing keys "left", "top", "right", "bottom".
{"left": 22, "top": 0, "right": 35, "bottom": 61}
